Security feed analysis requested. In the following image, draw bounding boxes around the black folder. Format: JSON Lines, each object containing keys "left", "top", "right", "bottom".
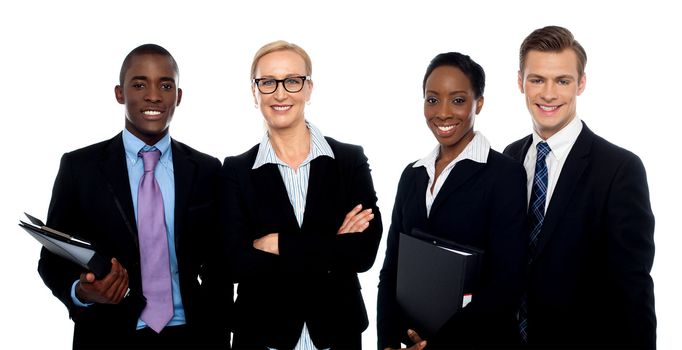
{"left": 396, "top": 228, "right": 483, "bottom": 339}
{"left": 19, "top": 213, "right": 111, "bottom": 279}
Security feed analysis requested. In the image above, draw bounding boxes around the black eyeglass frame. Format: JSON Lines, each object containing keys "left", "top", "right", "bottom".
{"left": 252, "top": 75, "right": 311, "bottom": 94}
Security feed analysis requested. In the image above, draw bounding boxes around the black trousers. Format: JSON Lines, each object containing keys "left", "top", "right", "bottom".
{"left": 131, "top": 325, "right": 198, "bottom": 349}
{"left": 232, "top": 331, "right": 361, "bottom": 350}
{"left": 74, "top": 324, "right": 229, "bottom": 350}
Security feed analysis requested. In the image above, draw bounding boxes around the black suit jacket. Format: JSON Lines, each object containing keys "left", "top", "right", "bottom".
{"left": 38, "top": 133, "right": 231, "bottom": 349}
{"left": 221, "top": 137, "right": 382, "bottom": 349}
{"left": 377, "top": 149, "right": 528, "bottom": 349}
{"left": 504, "top": 122, "right": 656, "bottom": 349}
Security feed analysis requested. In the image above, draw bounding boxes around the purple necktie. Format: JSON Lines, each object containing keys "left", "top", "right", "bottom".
{"left": 137, "top": 149, "right": 173, "bottom": 333}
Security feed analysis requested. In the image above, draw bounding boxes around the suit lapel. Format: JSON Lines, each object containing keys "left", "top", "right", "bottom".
{"left": 97, "top": 133, "right": 138, "bottom": 246}
{"left": 172, "top": 140, "right": 196, "bottom": 250}
{"left": 414, "top": 167, "right": 429, "bottom": 222}
{"left": 512, "top": 136, "right": 533, "bottom": 163}
{"left": 430, "top": 160, "right": 485, "bottom": 215}
{"left": 302, "top": 156, "right": 336, "bottom": 230}
{"left": 251, "top": 163, "right": 300, "bottom": 232}
{"left": 535, "top": 124, "right": 593, "bottom": 258}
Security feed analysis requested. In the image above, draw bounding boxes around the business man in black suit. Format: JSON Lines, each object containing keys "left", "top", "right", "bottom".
{"left": 504, "top": 26, "right": 655, "bottom": 349}
{"left": 38, "top": 44, "right": 231, "bottom": 349}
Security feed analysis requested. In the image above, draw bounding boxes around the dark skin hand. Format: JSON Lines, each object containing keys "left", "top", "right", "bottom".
{"left": 75, "top": 258, "right": 129, "bottom": 304}
{"left": 385, "top": 329, "right": 427, "bottom": 350}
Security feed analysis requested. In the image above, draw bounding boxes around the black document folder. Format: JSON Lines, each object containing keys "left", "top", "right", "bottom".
{"left": 19, "top": 213, "right": 111, "bottom": 279}
{"left": 396, "top": 228, "right": 483, "bottom": 339}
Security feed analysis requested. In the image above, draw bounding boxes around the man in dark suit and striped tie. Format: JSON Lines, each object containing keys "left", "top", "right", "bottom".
{"left": 504, "top": 26, "right": 656, "bottom": 349}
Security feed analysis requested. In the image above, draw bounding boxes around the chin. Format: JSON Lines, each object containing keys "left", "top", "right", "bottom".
{"left": 269, "top": 115, "right": 303, "bottom": 128}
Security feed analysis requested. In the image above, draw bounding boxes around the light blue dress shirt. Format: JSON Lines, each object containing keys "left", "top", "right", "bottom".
{"left": 70, "top": 129, "right": 186, "bottom": 329}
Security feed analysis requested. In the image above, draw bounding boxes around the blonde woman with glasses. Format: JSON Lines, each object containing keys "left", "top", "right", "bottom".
{"left": 220, "top": 40, "right": 383, "bottom": 350}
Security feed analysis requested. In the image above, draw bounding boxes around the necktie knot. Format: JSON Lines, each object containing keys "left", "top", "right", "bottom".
{"left": 536, "top": 141, "right": 551, "bottom": 161}
{"left": 139, "top": 149, "right": 161, "bottom": 173}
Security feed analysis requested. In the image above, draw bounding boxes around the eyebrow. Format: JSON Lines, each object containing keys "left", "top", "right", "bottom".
{"left": 257, "top": 74, "right": 306, "bottom": 79}
{"left": 425, "top": 89, "right": 470, "bottom": 95}
{"left": 130, "top": 76, "right": 176, "bottom": 83}
{"left": 555, "top": 75, "right": 575, "bottom": 81}
{"left": 526, "top": 73, "right": 576, "bottom": 81}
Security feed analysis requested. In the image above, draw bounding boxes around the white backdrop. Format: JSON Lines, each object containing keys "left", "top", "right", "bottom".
{"left": 2, "top": 0, "right": 680, "bottom": 348}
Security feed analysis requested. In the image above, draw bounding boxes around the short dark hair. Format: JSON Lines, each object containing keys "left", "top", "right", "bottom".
{"left": 119, "top": 44, "right": 179, "bottom": 85}
{"left": 423, "top": 52, "right": 485, "bottom": 99}
{"left": 519, "top": 26, "right": 587, "bottom": 78}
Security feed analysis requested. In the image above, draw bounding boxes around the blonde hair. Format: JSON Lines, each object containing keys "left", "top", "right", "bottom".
{"left": 250, "top": 40, "right": 312, "bottom": 79}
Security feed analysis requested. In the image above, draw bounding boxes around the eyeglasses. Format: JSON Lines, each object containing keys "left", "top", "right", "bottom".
{"left": 253, "top": 76, "right": 311, "bottom": 94}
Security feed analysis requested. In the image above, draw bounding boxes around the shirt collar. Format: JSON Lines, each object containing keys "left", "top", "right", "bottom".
{"left": 413, "top": 131, "right": 490, "bottom": 170}
{"left": 252, "top": 121, "right": 334, "bottom": 169}
{"left": 122, "top": 128, "right": 172, "bottom": 165}
{"left": 531, "top": 115, "right": 582, "bottom": 162}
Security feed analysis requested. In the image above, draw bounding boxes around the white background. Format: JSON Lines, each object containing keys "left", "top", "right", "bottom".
{"left": 1, "top": 0, "right": 680, "bottom": 348}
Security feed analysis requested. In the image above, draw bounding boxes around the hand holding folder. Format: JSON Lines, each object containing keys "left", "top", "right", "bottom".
{"left": 76, "top": 257, "right": 131, "bottom": 305}
{"left": 396, "top": 228, "right": 483, "bottom": 340}
{"left": 20, "top": 213, "right": 136, "bottom": 304}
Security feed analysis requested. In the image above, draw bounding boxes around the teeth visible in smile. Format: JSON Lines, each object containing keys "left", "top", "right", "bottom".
{"left": 539, "top": 105, "right": 558, "bottom": 111}
{"left": 438, "top": 125, "right": 455, "bottom": 132}
{"left": 143, "top": 110, "right": 161, "bottom": 115}
{"left": 273, "top": 106, "right": 291, "bottom": 111}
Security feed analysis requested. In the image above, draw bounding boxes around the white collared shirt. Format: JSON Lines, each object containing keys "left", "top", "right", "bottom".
{"left": 413, "top": 131, "right": 490, "bottom": 217}
{"left": 523, "top": 116, "right": 583, "bottom": 211}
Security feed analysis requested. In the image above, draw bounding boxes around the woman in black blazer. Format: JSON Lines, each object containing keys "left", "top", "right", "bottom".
{"left": 377, "top": 52, "right": 527, "bottom": 350}
{"left": 221, "top": 41, "right": 383, "bottom": 350}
